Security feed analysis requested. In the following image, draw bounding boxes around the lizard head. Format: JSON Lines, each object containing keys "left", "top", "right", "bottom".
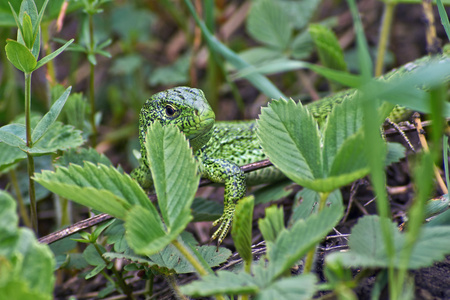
{"left": 139, "top": 87, "right": 215, "bottom": 152}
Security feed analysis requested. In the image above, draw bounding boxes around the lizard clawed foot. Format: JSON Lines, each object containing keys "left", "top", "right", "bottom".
{"left": 210, "top": 213, "right": 233, "bottom": 246}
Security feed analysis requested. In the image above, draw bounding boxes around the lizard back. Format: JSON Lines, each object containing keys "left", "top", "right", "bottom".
{"left": 197, "top": 120, "right": 286, "bottom": 185}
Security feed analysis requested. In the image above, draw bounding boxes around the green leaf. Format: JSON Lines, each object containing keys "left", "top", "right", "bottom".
{"left": 83, "top": 244, "right": 106, "bottom": 267}
{"left": 124, "top": 205, "right": 173, "bottom": 256}
{"left": 32, "top": 87, "right": 72, "bottom": 143}
{"left": 322, "top": 95, "right": 363, "bottom": 173}
{"left": 191, "top": 197, "right": 223, "bottom": 222}
{"left": 34, "top": 162, "right": 152, "bottom": 219}
{"left": 34, "top": 39, "right": 74, "bottom": 70}
{"left": 437, "top": 0, "right": 450, "bottom": 40}
{"left": 181, "top": 268, "right": 317, "bottom": 298}
{"left": 180, "top": 271, "right": 259, "bottom": 296}
{"left": 256, "top": 274, "right": 317, "bottom": 300}
{"left": 8, "top": 2, "right": 24, "bottom": 41}
{"left": 0, "top": 124, "right": 26, "bottom": 148}
{"left": 91, "top": 219, "right": 115, "bottom": 241}
{"left": 138, "top": 243, "right": 231, "bottom": 274}
{"left": 5, "top": 39, "right": 37, "bottom": 73}
{"left": 328, "top": 215, "right": 450, "bottom": 269}
{"left": 246, "top": 0, "right": 292, "bottom": 50}
{"left": 326, "top": 132, "right": 369, "bottom": 183}
{"left": 48, "top": 234, "right": 79, "bottom": 257}
{"left": 363, "top": 57, "right": 450, "bottom": 117}
{"left": 278, "top": 0, "right": 321, "bottom": 30}
{"left": 253, "top": 180, "right": 293, "bottom": 205}
{"left": 309, "top": 24, "right": 347, "bottom": 73}
{"left": 30, "top": 122, "right": 84, "bottom": 154}
{"left": 22, "top": 13, "right": 33, "bottom": 49}
{"left": 18, "top": 0, "right": 40, "bottom": 58}
{"left": 258, "top": 205, "right": 285, "bottom": 243}
{"left": 235, "top": 59, "right": 363, "bottom": 89}
{"left": 32, "top": 0, "right": 50, "bottom": 57}
{"left": 289, "top": 188, "right": 342, "bottom": 224}
{"left": 103, "top": 220, "right": 128, "bottom": 252}
{"left": 55, "top": 148, "right": 113, "bottom": 168}
{"left": 238, "top": 47, "right": 284, "bottom": 67}
{"left": 127, "top": 123, "right": 200, "bottom": 255}
{"left": 257, "top": 98, "right": 323, "bottom": 188}
{"left": 85, "top": 264, "right": 106, "bottom": 279}
{"left": 268, "top": 204, "right": 343, "bottom": 279}
{"left": 347, "top": 0, "right": 372, "bottom": 79}
{"left": 290, "top": 31, "right": 314, "bottom": 60}
{"left": 0, "top": 142, "right": 26, "bottom": 173}
{"left": 0, "top": 191, "right": 55, "bottom": 299}
{"left": 232, "top": 196, "right": 254, "bottom": 263}
{"left": 0, "top": 191, "right": 18, "bottom": 237}
{"left": 0, "top": 280, "right": 49, "bottom": 300}
{"left": 385, "top": 142, "right": 406, "bottom": 165}
{"left": 144, "top": 122, "right": 200, "bottom": 229}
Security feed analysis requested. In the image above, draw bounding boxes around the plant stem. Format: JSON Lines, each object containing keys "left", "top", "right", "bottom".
{"left": 172, "top": 239, "right": 208, "bottom": 277}
{"left": 444, "top": 136, "right": 449, "bottom": 190}
{"left": 25, "top": 73, "right": 32, "bottom": 147}
{"left": 172, "top": 238, "right": 226, "bottom": 299}
{"left": 304, "top": 191, "right": 330, "bottom": 273}
{"left": 24, "top": 72, "right": 38, "bottom": 233}
{"left": 375, "top": 2, "right": 395, "bottom": 77}
{"left": 88, "top": 13, "right": 97, "bottom": 147}
{"left": 93, "top": 243, "right": 135, "bottom": 299}
{"left": 9, "top": 169, "right": 31, "bottom": 228}
{"left": 166, "top": 274, "right": 189, "bottom": 300}
{"left": 146, "top": 272, "right": 154, "bottom": 297}
{"left": 318, "top": 191, "right": 330, "bottom": 212}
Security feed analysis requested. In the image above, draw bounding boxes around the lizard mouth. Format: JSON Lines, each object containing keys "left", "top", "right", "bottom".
{"left": 187, "top": 117, "right": 214, "bottom": 140}
{"left": 187, "top": 117, "right": 215, "bottom": 148}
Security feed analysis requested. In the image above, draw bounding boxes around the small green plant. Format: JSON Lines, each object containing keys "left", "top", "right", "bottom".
{"left": 55, "top": 0, "right": 112, "bottom": 147}
{"left": 1, "top": 0, "right": 78, "bottom": 231}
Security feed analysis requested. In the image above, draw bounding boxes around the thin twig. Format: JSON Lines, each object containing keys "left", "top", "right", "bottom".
{"left": 414, "top": 113, "right": 448, "bottom": 194}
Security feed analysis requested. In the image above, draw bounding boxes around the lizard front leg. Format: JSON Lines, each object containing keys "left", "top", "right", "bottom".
{"left": 131, "top": 164, "right": 154, "bottom": 190}
{"left": 200, "top": 157, "right": 246, "bottom": 244}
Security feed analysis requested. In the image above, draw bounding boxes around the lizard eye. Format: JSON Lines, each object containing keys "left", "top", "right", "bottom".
{"left": 165, "top": 105, "right": 176, "bottom": 117}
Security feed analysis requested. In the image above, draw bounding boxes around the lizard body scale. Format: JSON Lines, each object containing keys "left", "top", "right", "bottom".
{"left": 132, "top": 54, "right": 449, "bottom": 244}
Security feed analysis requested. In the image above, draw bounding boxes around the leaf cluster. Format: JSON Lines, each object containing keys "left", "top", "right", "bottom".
{"left": 0, "top": 191, "right": 55, "bottom": 300}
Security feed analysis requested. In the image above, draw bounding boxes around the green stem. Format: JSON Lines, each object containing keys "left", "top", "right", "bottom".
{"left": 88, "top": 13, "right": 97, "bottom": 147}
{"left": 166, "top": 274, "right": 188, "bottom": 300}
{"left": 25, "top": 72, "right": 38, "bottom": 233}
{"left": 146, "top": 272, "right": 154, "bottom": 297}
{"left": 304, "top": 191, "right": 330, "bottom": 273}
{"left": 444, "top": 136, "right": 449, "bottom": 190}
{"left": 93, "top": 243, "right": 135, "bottom": 299}
{"left": 375, "top": 2, "right": 395, "bottom": 77}
{"left": 9, "top": 169, "right": 31, "bottom": 228}
{"left": 172, "top": 239, "right": 226, "bottom": 299}
{"left": 25, "top": 73, "right": 32, "bottom": 147}
{"left": 172, "top": 239, "right": 209, "bottom": 277}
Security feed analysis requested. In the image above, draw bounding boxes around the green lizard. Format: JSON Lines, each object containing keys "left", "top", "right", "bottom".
{"left": 132, "top": 54, "right": 449, "bottom": 244}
